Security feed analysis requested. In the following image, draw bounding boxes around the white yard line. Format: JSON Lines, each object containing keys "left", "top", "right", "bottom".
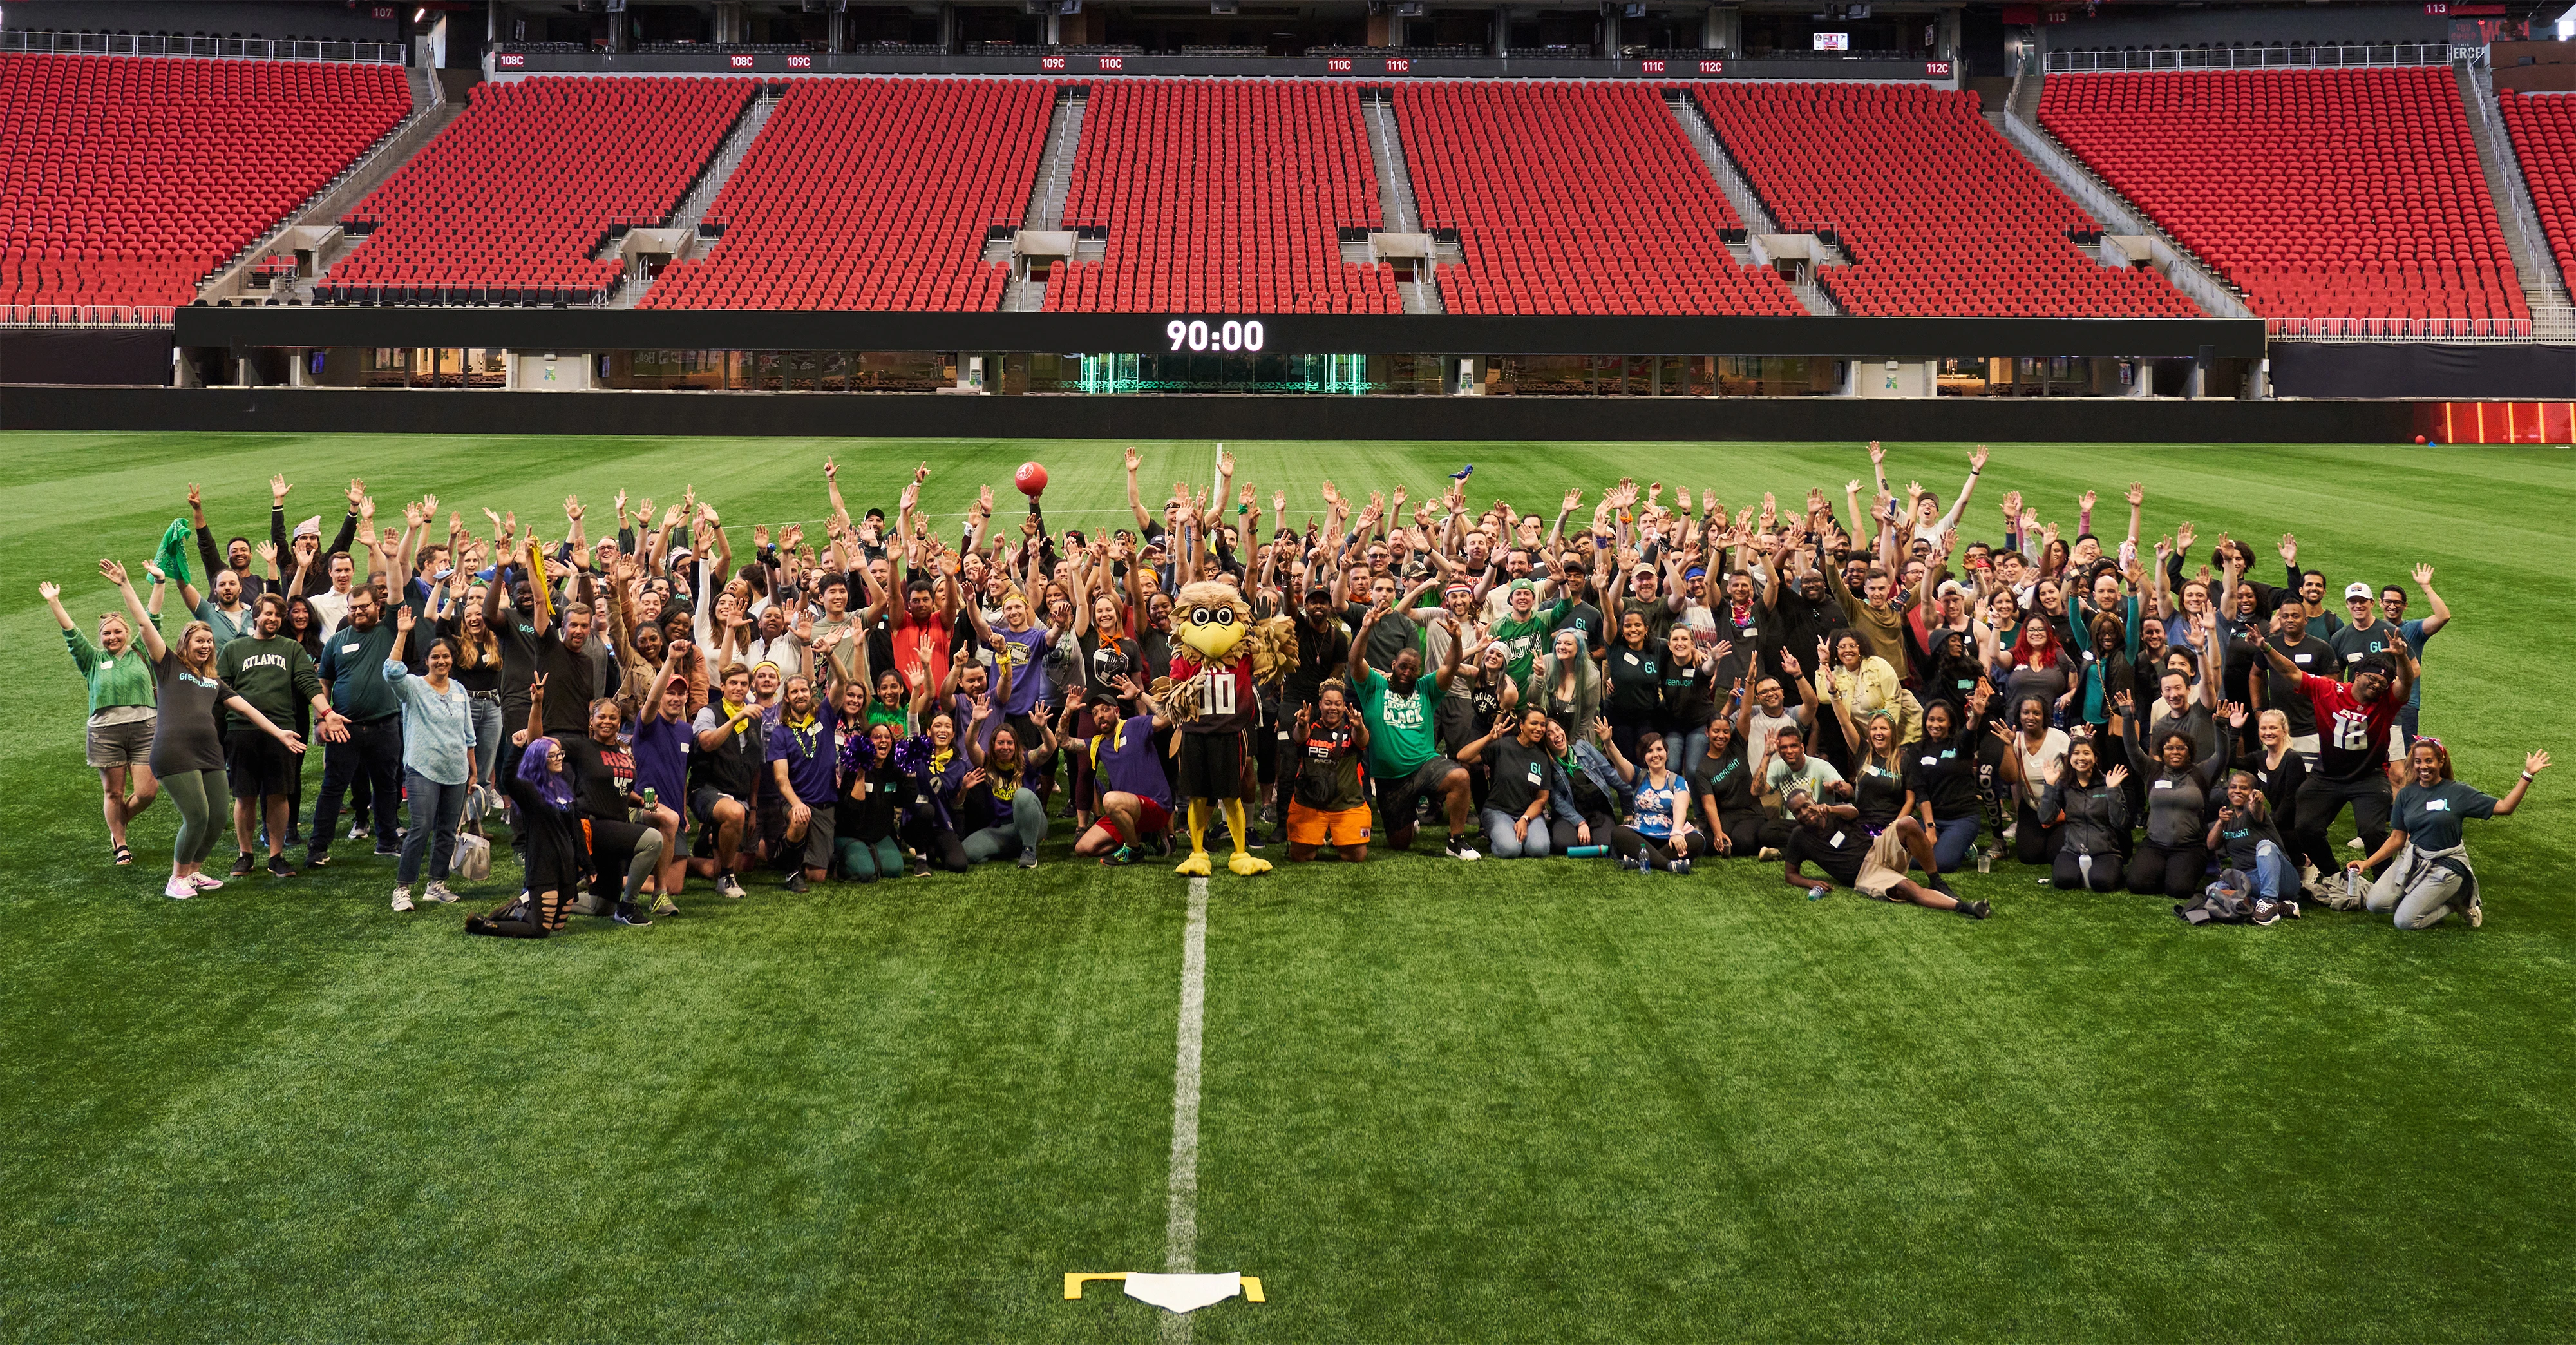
{"left": 1159, "top": 875, "right": 1211, "bottom": 1344}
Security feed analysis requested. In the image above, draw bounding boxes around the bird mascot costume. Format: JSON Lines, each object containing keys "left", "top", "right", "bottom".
{"left": 1167, "top": 580, "right": 1271, "bottom": 877}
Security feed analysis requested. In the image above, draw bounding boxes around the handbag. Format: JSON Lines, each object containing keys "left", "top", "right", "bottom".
{"left": 452, "top": 816, "right": 492, "bottom": 883}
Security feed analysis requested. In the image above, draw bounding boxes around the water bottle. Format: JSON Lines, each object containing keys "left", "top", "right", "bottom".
{"left": 1977, "top": 852, "right": 1991, "bottom": 874}
{"left": 1565, "top": 844, "right": 1607, "bottom": 857}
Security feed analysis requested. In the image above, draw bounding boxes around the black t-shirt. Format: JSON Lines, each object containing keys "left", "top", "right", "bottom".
{"left": 1287, "top": 613, "right": 1352, "bottom": 703}
{"left": 2265, "top": 633, "right": 2334, "bottom": 736}
{"left": 1484, "top": 736, "right": 1554, "bottom": 816}
{"left": 1556, "top": 599, "right": 1607, "bottom": 653}
{"left": 1660, "top": 656, "right": 1718, "bottom": 729}
{"left": 1786, "top": 821, "right": 1868, "bottom": 887}
{"left": 506, "top": 620, "right": 601, "bottom": 737}
{"left": 2327, "top": 620, "right": 2402, "bottom": 681}
{"left": 1603, "top": 644, "right": 1663, "bottom": 716}
{"left": 1850, "top": 755, "right": 1909, "bottom": 831}
{"left": 1690, "top": 751, "right": 1758, "bottom": 818}
{"left": 1904, "top": 733, "right": 1983, "bottom": 821}
{"left": 1343, "top": 603, "right": 1419, "bottom": 673}
{"left": 560, "top": 734, "right": 635, "bottom": 817}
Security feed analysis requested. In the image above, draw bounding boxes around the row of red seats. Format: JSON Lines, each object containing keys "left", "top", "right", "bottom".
{"left": 0, "top": 52, "right": 406, "bottom": 308}
{"left": 1698, "top": 82, "right": 2197, "bottom": 318}
{"left": 644, "top": 79, "right": 1048, "bottom": 311}
{"left": 1396, "top": 82, "right": 1798, "bottom": 316}
{"left": 1046, "top": 81, "right": 1399, "bottom": 314}
{"left": 2499, "top": 91, "right": 2576, "bottom": 308}
{"left": 2039, "top": 68, "right": 2528, "bottom": 323}
{"left": 325, "top": 77, "right": 752, "bottom": 303}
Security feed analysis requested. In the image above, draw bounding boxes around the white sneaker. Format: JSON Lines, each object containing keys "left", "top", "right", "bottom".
{"left": 1446, "top": 840, "right": 1482, "bottom": 862}
{"left": 348, "top": 822, "right": 366, "bottom": 842}
{"left": 164, "top": 877, "right": 195, "bottom": 901}
{"left": 1756, "top": 846, "right": 1780, "bottom": 862}
{"left": 190, "top": 873, "right": 225, "bottom": 891}
{"left": 2346, "top": 836, "right": 2365, "bottom": 851}
{"left": 2465, "top": 895, "right": 2483, "bottom": 929}
{"left": 651, "top": 893, "right": 679, "bottom": 917}
{"left": 390, "top": 886, "right": 414, "bottom": 912}
{"left": 717, "top": 873, "right": 747, "bottom": 900}
{"left": 424, "top": 881, "right": 458, "bottom": 904}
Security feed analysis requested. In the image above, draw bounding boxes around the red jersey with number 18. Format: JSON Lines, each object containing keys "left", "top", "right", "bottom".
{"left": 1169, "top": 653, "right": 1257, "bottom": 736}
{"left": 2300, "top": 674, "right": 2400, "bottom": 781}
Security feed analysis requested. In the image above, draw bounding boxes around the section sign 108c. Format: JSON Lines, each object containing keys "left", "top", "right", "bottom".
{"left": 1164, "top": 318, "right": 1266, "bottom": 353}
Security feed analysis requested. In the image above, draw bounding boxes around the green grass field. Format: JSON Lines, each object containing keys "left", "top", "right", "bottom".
{"left": 5, "top": 432, "right": 2574, "bottom": 1343}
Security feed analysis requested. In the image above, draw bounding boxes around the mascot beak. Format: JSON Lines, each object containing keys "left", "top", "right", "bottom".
{"left": 1180, "top": 609, "right": 1245, "bottom": 660}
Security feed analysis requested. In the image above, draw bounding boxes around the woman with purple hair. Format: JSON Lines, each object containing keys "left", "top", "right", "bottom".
{"left": 466, "top": 735, "right": 589, "bottom": 938}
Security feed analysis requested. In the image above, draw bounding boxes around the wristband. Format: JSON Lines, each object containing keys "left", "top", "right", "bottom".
{"left": 2522, "top": 772, "right": 2536, "bottom": 781}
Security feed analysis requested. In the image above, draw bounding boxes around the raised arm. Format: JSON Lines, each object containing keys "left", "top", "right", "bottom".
{"left": 2411, "top": 563, "right": 2452, "bottom": 637}
{"left": 103, "top": 560, "right": 169, "bottom": 662}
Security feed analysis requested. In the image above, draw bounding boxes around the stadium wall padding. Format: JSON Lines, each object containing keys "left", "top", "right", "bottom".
{"left": 0, "top": 385, "right": 2418, "bottom": 443}
{"left": 0, "top": 330, "right": 174, "bottom": 386}
{"left": 2268, "top": 342, "right": 2576, "bottom": 400}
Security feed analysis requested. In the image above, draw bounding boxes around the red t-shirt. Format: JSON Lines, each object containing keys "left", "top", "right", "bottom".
{"left": 2300, "top": 673, "right": 2400, "bottom": 781}
{"left": 1170, "top": 653, "right": 1257, "bottom": 736}
{"left": 889, "top": 609, "right": 950, "bottom": 696}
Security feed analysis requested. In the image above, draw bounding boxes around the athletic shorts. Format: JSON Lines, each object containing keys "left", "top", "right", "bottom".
{"left": 1855, "top": 826, "right": 1912, "bottom": 900}
{"left": 226, "top": 725, "right": 296, "bottom": 799}
{"left": 1175, "top": 730, "right": 1247, "bottom": 799}
{"left": 1133, "top": 797, "right": 1173, "bottom": 837}
{"left": 1374, "top": 756, "right": 1462, "bottom": 825}
{"left": 690, "top": 785, "right": 738, "bottom": 826}
{"left": 789, "top": 802, "right": 833, "bottom": 872}
{"left": 85, "top": 714, "right": 155, "bottom": 768}
{"left": 1286, "top": 800, "right": 1371, "bottom": 848}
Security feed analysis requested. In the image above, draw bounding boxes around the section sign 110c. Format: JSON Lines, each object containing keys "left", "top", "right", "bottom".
{"left": 1164, "top": 318, "right": 1266, "bottom": 353}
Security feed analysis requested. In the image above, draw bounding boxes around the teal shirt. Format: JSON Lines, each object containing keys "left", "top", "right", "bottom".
{"left": 64, "top": 622, "right": 160, "bottom": 718}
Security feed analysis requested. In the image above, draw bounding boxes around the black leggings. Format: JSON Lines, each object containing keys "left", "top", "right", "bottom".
{"left": 908, "top": 819, "right": 969, "bottom": 873}
{"left": 1613, "top": 826, "right": 1707, "bottom": 870}
{"left": 1712, "top": 810, "right": 1787, "bottom": 857}
{"left": 2128, "top": 840, "right": 2210, "bottom": 898}
{"left": 466, "top": 889, "right": 564, "bottom": 939}
{"left": 2015, "top": 797, "right": 2061, "bottom": 866}
{"left": 2052, "top": 848, "right": 2124, "bottom": 892}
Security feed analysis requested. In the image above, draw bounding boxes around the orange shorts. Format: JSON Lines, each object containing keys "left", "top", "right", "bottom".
{"left": 1285, "top": 801, "right": 1371, "bottom": 848}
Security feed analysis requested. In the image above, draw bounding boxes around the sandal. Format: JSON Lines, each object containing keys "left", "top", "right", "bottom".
{"left": 113, "top": 844, "right": 133, "bottom": 866}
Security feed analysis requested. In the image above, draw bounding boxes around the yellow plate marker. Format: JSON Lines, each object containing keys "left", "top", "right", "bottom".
{"left": 1063, "top": 1272, "right": 1266, "bottom": 1309}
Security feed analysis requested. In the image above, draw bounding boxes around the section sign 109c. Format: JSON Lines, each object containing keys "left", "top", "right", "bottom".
{"left": 1164, "top": 318, "right": 1266, "bottom": 353}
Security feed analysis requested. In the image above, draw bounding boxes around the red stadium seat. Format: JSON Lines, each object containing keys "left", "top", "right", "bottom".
{"left": 0, "top": 52, "right": 407, "bottom": 310}
{"left": 2038, "top": 68, "right": 2526, "bottom": 326}
{"left": 322, "top": 77, "right": 753, "bottom": 305}
{"left": 2499, "top": 90, "right": 2576, "bottom": 312}
{"left": 1396, "top": 82, "right": 1800, "bottom": 316}
{"left": 1696, "top": 81, "right": 2197, "bottom": 318}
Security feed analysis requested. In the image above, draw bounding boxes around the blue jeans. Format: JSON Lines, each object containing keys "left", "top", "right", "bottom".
{"left": 2251, "top": 839, "right": 2291, "bottom": 901}
{"left": 466, "top": 696, "right": 504, "bottom": 816}
{"left": 1929, "top": 814, "right": 1981, "bottom": 872}
{"left": 1659, "top": 729, "right": 1710, "bottom": 781}
{"left": 399, "top": 767, "right": 469, "bottom": 885}
{"left": 1482, "top": 808, "right": 1556, "bottom": 858}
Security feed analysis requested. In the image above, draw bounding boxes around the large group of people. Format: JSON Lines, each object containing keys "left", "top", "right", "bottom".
{"left": 44, "top": 444, "right": 2548, "bottom": 935}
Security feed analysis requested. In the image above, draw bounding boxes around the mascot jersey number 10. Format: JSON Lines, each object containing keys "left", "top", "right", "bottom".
{"left": 1167, "top": 580, "right": 1270, "bottom": 877}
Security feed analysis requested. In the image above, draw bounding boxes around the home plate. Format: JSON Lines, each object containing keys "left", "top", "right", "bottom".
{"left": 1063, "top": 1272, "right": 1267, "bottom": 1312}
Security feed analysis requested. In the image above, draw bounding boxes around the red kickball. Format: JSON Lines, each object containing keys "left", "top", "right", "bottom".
{"left": 2414, "top": 434, "right": 2429, "bottom": 444}
{"left": 1015, "top": 461, "right": 1048, "bottom": 496}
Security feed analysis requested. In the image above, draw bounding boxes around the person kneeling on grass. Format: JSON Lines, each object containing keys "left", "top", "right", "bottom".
{"left": 1461, "top": 705, "right": 1587, "bottom": 859}
{"left": 2342, "top": 741, "right": 2548, "bottom": 930}
{"left": 468, "top": 736, "right": 586, "bottom": 939}
{"left": 960, "top": 716, "right": 1055, "bottom": 870}
{"left": 1778, "top": 788, "right": 1989, "bottom": 919}
{"left": 1070, "top": 676, "right": 1179, "bottom": 865}
{"left": 1594, "top": 718, "right": 1703, "bottom": 873}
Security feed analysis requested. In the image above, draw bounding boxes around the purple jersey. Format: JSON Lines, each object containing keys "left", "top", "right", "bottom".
{"left": 630, "top": 713, "right": 692, "bottom": 806}
{"left": 1090, "top": 713, "right": 1173, "bottom": 811}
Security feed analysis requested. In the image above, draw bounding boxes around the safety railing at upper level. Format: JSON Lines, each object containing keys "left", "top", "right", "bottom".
{"left": 0, "top": 304, "right": 180, "bottom": 329}
{"left": 0, "top": 30, "right": 408, "bottom": 64}
{"left": 2046, "top": 43, "right": 2467, "bottom": 74}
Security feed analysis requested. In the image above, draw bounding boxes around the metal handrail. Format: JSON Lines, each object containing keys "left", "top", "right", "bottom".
{"left": 0, "top": 304, "right": 179, "bottom": 329}
{"left": 0, "top": 30, "right": 406, "bottom": 64}
{"left": 2265, "top": 315, "right": 2533, "bottom": 342}
{"left": 2046, "top": 43, "right": 2464, "bottom": 74}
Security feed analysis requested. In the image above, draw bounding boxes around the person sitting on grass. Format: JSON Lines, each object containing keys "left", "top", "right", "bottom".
{"left": 1595, "top": 716, "right": 1705, "bottom": 874}
{"left": 2344, "top": 741, "right": 2548, "bottom": 930}
{"left": 468, "top": 736, "right": 585, "bottom": 939}
{"left": 1778, "top": 787, "right": 1989, "bottom": 919}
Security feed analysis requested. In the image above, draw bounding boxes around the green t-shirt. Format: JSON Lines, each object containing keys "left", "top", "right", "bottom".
{"left": 1356, "top": 665, "right": 1441, "bottom": 780}
{"left": 1489, "top": 598, "right": 1568, "bottom": 692}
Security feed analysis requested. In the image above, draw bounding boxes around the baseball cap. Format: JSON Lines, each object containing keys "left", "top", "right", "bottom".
{"left": 2344, "top": 582, "right": 2372, "bottom": 600}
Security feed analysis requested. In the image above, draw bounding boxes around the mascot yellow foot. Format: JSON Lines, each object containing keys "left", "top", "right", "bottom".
{"left": 1222, "top": 800, "right": 1271, "bottom": 876}
{"left": 1175, "top": 800, "right": 1215, "bottom": 875}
